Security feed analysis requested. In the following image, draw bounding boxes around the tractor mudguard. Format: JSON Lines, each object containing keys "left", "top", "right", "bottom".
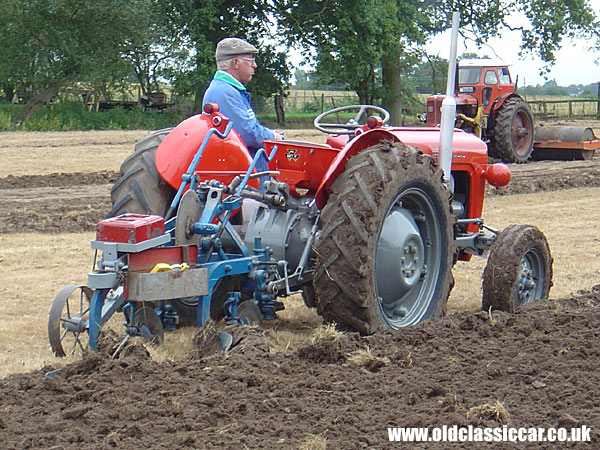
{"left": 315, "top": 129, "right": 400, "bottom": 208}
{"left": 490, "top": 92, "right": 523, "bottom": 118}
{"left": 155, "top": 112, "right": 259, "bottom": 190}
{"left": 314, "top": 127, "right": 488, "bottom": 209}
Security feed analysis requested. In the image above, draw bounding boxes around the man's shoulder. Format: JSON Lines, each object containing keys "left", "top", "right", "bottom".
{"left": 207, "top": 78, "right": 234, "bottom": 90}
{"left": 204, "top": 79, "right": 238, "bottom": 103}
{"left": 206, "top": 78, "right": 243, "bottom": 97}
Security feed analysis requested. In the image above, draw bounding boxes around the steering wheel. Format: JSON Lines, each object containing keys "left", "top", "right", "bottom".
{"left": 314, "top": 104, "right": 390, "bottom": 135}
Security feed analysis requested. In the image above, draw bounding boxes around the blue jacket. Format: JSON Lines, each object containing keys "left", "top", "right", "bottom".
{"left": 202, "top": 71, "right": 274, "bottom": 175}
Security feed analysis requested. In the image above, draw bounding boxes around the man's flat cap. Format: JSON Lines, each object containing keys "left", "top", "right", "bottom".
{"left": 216, "top": 38, "right": 258, "bottom": 62}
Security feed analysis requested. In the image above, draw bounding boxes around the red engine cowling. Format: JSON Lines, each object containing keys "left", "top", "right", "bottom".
{"left": 155, "top": 106, "right": 259, "bottom": 190}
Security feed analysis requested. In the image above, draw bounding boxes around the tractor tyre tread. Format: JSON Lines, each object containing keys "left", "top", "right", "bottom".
{"left": 492, "top": 97, "right": 534, "bottom": 164}
{"left": 121, "top": 128, "right": 173, "bottom": 174}
{"left": 312, "top": 142, "right": 455, "bottom": 334}
{"left": 108, "top": 130, "right": 174, "bottom": 217}
{"left": 482, "top": 224, "right": 553, "bottom": 313}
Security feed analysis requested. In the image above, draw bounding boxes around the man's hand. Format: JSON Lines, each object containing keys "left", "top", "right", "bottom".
{"left": 272, "top": 130, "right": 284, "bottom": 140}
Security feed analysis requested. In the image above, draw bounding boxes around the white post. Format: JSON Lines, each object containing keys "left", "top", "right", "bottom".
{"left": 438, "top": 11, "right": 460, "bottom": 186}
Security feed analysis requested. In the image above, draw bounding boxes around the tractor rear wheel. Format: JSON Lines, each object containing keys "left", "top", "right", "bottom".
{"left": 312, "top": 142, "right": 456, "bottom": 334}
{"left": 492, "top": 97, "right": 534, "bottom": 163}
{"left": 108, "top": 128, "right": 175, "bottom": 217}
{"left": 482, "top": 224, "right": 552, "bottom": 313}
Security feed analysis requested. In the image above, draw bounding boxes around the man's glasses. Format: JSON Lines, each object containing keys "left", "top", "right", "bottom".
{"left": 239, "top": 56, "right": 256, "bottom": 64}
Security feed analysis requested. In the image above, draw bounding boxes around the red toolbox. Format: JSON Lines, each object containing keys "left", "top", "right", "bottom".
{"left": 96, "top": 214, "right": 165, "bottom": 244}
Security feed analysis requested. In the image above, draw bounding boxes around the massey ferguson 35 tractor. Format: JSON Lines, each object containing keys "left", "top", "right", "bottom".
{"left": 425, "top": 59, "right": 600, "bottom": 163}
{"left": 47, "top": 16, "right": 553, "bottom": 356}
{"left": 47, "top": 100, "right": 554, "bottom": 356}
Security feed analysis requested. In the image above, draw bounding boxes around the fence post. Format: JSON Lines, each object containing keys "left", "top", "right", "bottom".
{"left": 568, "top": 100, "right": 572, "bottom": 118}
{"left": 597, "top": 82, "right": 600, "bottom": 119}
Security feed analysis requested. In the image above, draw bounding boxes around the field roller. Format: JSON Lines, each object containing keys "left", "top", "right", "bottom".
{"left": 532, "top": 126, "right": 600, "bottom": 161}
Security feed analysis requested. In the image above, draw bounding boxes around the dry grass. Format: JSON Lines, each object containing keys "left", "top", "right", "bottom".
{"left": 346, "top": 346, "right": 390, "bottom": 368}
{"left": 0, "top": 130, "right": 149, "bottom": 177}
{"left": 297, "top": 433, "right": 328, "bottom": 450}
{"left": 466, "top": 399, "right": 511, "bottom": 425}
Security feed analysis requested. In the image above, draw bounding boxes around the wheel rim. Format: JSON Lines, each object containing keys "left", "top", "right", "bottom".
{"left": 374, "top": 185, "right": 442, "bottom": 328}
{"left": 48, "top": 285, "right": 93, "bottom": 357}
{"left": 514, "top": 248, "right": 545, "bottom": 308}
{"left": 511, "top": 110, "right": 533, "bottom": 157}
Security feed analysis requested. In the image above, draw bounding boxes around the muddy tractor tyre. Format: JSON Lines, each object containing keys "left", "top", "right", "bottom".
{"left": 108, "top": 128, "right": 175, "bottom": 217}
{"left": 482, "top": 224, "right": 553, "bottom": 313}
{"left": 492, "top": 97, "right": 535, "bottom": 163}
{"left": 312, "top": 142, "right": 456, "bottom": 334}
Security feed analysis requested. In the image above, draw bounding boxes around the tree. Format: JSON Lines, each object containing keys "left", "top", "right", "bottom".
{"left": 0, "top": 0, "right": 159, "bottom": 125}
{"left": 121, "top": 3, "right": 187, "bottom": 96}
{"left": 276, "top": 0, "right": 414, "bottom": 106}
{"left": 159, "top": 0, "right": 290, "bottom": 114}
{"left": 276, "top": 0, "right": 597, "bottom": 124}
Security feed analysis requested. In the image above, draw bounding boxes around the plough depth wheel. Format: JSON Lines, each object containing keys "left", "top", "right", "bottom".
{"left": 48, "top": 285, "right": 93, "bottom": 357}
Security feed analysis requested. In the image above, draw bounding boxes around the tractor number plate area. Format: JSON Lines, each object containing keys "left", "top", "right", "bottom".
{"left": 127, "top": 267, "right": 208, "bottom": 301}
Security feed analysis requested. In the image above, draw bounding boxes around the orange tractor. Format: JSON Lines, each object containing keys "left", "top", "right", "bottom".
{"left": 425, "top": 59, "right": 600, "bottom": 163}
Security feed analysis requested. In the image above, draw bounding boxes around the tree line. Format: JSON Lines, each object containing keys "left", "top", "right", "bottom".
{"left": 1, "top": 0, "right": 598, "bottom": 126}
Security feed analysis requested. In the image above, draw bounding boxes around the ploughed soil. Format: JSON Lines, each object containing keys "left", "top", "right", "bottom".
{"left": 1, "top": 291, "right": 599, "bottom": 449}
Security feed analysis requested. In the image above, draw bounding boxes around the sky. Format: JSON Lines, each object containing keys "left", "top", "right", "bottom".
{"left": 426, "top": 10, "right": 600, "bottom": 88}
{"left": 288, "top": 8, "right": 600, "bottom": 88}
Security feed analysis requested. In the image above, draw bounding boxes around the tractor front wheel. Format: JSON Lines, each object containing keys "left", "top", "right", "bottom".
{"left": 492, "top": 97, "right": 535, "bottom": 163}
{"left": 312, "top": 142, "right": 455, "bottom": 334}
{"left": 108, "top": 128, "right": 175, "bottom": 217}
{"left": 482, "top": 224, "right": 553, "bottom": 313}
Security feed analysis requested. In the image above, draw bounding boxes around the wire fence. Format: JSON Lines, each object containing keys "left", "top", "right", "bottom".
{"left": 526, "top": 99, "right": 600, "bottom": 119}
{"left": 253, "top": 90, "right": 359, "bottom": 115}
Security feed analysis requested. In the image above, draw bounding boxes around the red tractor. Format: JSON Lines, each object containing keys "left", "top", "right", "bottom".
{"left": 101, "top": 105, "right": 551, "bottom": 330}
{"left": 48, "top": 101, "right": 555, "bottom": 356}
{"left": 47, "top": 14, "right": 554, "bottom": 356}
{"left": 425, "top": 59, "right": 535, "bottom": 163}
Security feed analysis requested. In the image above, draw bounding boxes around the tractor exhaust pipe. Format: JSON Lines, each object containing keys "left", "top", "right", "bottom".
{"left": 439, "top": 11, "right": 460, "bottom": 187}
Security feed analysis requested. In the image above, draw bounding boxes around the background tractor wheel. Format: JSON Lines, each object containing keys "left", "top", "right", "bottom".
{"left": 491, "top": 97, "right": 534, "bottom": 163}
{"left": 108, "top": 128, "right": 175, "bottom": 217}
{"left": 482, "top": 224, "right": 553, "bottom": 313}
{"left": 312, "top": 142, "right": 456, "bottom": 334}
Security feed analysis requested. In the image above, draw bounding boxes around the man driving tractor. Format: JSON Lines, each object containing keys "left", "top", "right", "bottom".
{"left": 202, "top": 37, "right": 283, "bottom": 187}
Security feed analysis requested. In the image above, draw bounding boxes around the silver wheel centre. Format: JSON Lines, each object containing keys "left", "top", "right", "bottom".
{"left": 514, "top": 249, "right": 543, "bottom": 308}
{"left": 374, "top": 187, "right": 442, "bottom": 327}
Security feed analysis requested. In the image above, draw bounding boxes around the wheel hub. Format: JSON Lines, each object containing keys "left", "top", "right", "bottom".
{"left": 515, "top": 256, "right": 539, "bottom": 307}
{"left": 376, "top": 207, "right": 425, "bottom": 314}
{"left": 61, "top": 316, "right": 88, "bottom": 333}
